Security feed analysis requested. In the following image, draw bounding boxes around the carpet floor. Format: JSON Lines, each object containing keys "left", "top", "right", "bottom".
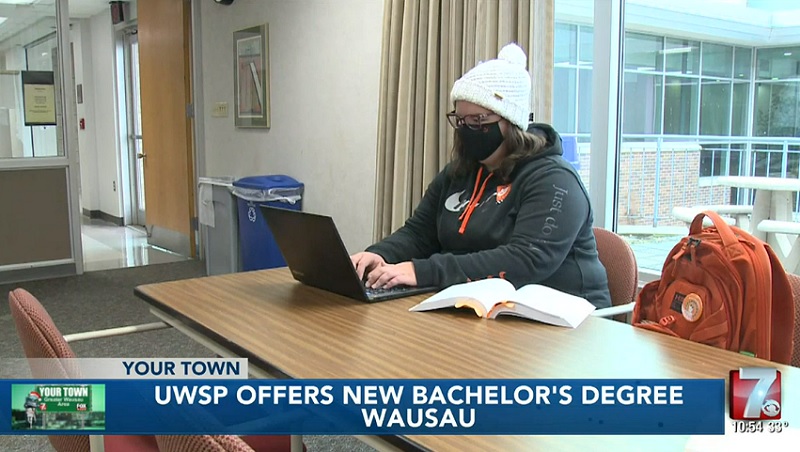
{"left": 0, "top": 261, "right": 374, "bottom": 452}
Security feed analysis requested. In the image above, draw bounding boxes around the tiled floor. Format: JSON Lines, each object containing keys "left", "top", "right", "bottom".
{"left": 81, "top": 217, "right": 189, "bottom": 272}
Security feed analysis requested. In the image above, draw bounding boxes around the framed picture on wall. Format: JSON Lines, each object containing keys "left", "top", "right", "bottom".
{"left": 20, "top": 71, "right": 57, "bottom": 126}
{"left": 233, "top": 24, "right": 270, "bottom": 128}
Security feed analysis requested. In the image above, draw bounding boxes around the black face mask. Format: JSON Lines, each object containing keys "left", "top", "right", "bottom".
{"left": 458, "top": 122, "right": 504, "bottom": 162}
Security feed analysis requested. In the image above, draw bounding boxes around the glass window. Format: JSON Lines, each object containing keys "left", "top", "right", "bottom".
{"left": 555, "top": 23, "right": 577, "bottom": 65}
{"left": 754, "top": 82, "right": 800, "bottom": 137}
{"left": 731, "top": 82, "right": 750, "bottom": 136}
{"left": 663, "top": 76, "right": 698, "bottom": 135}
{"left": 734, "top": 47, "right": 752, "bottom": 80}
{"left": 700, "top": 146, "right": 720, "bottom": 177}
{"left": 756, "top": 46, "right": 800, "bottom": 80}
{"left": 553, "top": 67, "right": 577, "bottom": 134}
{"left": 700, "top": 79, "right": 732, "bottom": 136}
{"left": 787, "top": 150, "right": 800, "bottom": 179}
{"left": 577, "top": 69, "right": 593, "bottom": 133}
{"left": 702, "top": 43, "right": 733, "bottom": 78}
{"left": 751, "top": 145, "right": 785, "bottom": 176}
{"left": 616, "top": 0, "right": 800, "bottom": 273}
{"left": 665, "top": 38, "right": 699, "bottom": 75}
{"left": 625, "top": 33, "right": 663, "bottom": 71}
{"left": 622, "top": 72, "right": 662, "bottom": 134}
{"left": 729, "top": 143, "right": 744, "bottom": 176}
{"left": 578, "top": 26, "right": 594, "bottom": 65}
{"left": 0, "top": 23, "right": 63, "bottom": 159}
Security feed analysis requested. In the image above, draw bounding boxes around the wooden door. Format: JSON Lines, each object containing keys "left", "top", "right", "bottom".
{"left": 137, "top": 0, "right": 196, "bottom": 257}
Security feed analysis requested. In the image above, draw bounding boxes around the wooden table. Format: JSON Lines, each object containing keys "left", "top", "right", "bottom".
{"left": 135, "top": 268, "right": 799, "bottom": 452}
{"left": 714, "top": 176, "right": 800, "bottom": 272}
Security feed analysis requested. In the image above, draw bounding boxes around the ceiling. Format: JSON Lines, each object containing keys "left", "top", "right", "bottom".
{"left": 0, "top": 0, "right": 112, "bottom": 49}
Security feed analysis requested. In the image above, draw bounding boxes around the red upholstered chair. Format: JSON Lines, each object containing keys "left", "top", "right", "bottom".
{"left": 786, "top": 274, "right": 800, "bottom": 367}
{"left": 8, "top": 288, "right": 159, "bottom": 452}
{"left": 590, "top": 227, "right": 639, "bottom": 322}
{"left": 156, "top": 434, "right": 305, "bottom": 452}
{"left": 8, "top": 288, "right": 300, "bottom": 452}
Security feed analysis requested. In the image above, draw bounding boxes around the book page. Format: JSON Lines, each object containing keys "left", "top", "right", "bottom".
{"left": 490, "top": 284, "right": 596, "bottom": 328}
{"left": 408, "top": 279, "right": 515, "bottom": 317}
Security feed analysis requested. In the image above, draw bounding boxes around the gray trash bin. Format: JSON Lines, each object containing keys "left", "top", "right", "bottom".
{"left": 198, "top": 176, "right": 240, "bottom": 275}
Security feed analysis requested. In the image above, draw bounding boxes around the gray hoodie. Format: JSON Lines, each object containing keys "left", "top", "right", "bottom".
{"left": 367, "top": 123, "right": 611, "bottom": 308}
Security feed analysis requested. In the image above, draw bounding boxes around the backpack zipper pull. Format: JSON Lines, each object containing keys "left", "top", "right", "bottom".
{"left": 659, "top": 315, "right": 676, "bottom": 327}
{"left": 673, "top": 245, "right": 687, "bottom": 262}
{"left": 671, "top": 245, "right": 688, "bottom": 277}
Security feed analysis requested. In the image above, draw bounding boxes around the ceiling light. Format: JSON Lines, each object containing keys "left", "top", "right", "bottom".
{"left": 784, "top": 52, "right": 793, "bottom": 56}
{"left": 0, "top": 1, "right": 36, "bottom": 5}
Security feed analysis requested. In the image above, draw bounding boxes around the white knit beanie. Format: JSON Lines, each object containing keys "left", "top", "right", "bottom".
{"left": 450, "top": 43, "right": 532, "bottom": 130}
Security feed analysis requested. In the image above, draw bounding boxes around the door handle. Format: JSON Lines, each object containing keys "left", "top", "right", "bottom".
{"left": 137, "top": 153, "right": 146, "bottom": 159}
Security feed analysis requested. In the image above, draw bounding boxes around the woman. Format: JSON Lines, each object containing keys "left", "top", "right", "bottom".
{"left": 352, "top": 43, "right": 611, "bottom": 308}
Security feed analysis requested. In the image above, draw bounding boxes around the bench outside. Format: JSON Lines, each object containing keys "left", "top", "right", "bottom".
{"left": 756, "top": 220, "right": 800, "bottom": 274}
{"left": 757, "top": 219, "right": 800, "bottom": 235}
{"left": 672, "top": 205, "right": 752, "bottom": 229}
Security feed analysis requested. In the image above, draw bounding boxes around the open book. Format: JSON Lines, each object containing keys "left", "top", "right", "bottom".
{"left": 409, "top": 279, "right": 596, "bottom": 328}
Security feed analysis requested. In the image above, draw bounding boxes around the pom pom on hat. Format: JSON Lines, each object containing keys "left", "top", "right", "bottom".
{"left": 498, "top": 43, "right": 527, "bottom": 67}
{"left": 450, "top": 43, "right": 532, "bottom": 130}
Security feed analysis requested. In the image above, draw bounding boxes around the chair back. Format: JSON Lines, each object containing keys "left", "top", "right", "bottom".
{"left": 9, "top": 288, "right": 296, "bottom": 452}
{"left": 156, "top": 435, "right": 255, "bottom": 452}
{"left": 593, "top": 227, "right": 638, "bottom": 319}
{"left": 787, "top": 274, "right": 800, "bottom": 367}
{"left": 8, "top": 288, "right": 90, "bottom": 452}
{"left": 8, "top": 288, "right": 81, "bottom": 376}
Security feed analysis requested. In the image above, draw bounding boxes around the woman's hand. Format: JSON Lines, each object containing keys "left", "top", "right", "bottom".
{"left": 350, "top": 252, "right": 386, "bottom": 280}
{"left": 365, "top": 262, "right": 417, "bottom": 289}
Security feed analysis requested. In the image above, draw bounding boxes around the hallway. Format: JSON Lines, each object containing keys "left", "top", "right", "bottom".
{"left": 81, "top": 217, "right": 189, "bottom": 272}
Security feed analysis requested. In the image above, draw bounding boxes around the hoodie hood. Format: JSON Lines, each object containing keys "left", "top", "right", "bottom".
{"left": 526, "top": 122, "right": 563, "bottom": 159}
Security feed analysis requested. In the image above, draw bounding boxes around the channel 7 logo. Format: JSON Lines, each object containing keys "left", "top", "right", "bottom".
{"left": 729, "top": 367, "right": 782, "bottom": 420}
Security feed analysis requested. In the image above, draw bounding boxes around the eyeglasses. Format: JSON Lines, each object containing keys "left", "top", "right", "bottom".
{"left": 445, "top": 111, "right": 501, "bottom": 130}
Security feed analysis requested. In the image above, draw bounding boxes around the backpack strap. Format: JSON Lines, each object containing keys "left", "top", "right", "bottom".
{"left": 766, "top": 245, "right": 795, "bottom": 364}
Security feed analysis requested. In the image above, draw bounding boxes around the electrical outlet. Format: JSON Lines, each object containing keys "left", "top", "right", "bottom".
{"left": 212, "top": 102, "right": 229, "bottom": 118}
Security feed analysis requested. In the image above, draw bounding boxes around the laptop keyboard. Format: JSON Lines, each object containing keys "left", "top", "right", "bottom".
{"left": 364, "top": 285, "right": 414, "bottom": 299}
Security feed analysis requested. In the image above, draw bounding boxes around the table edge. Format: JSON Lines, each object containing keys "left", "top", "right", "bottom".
{"left": 133, "top": 285, "right": 428, "bottom": 452}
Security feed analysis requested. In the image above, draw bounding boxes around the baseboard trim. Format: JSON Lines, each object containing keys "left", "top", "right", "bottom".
{"left": 0, "top": 261, "right": 77, "bottom": 285}
{"left": 82, "top": 209, "right": 123, "bottom": 226}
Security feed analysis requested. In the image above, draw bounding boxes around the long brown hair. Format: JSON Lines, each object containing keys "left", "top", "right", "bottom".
{"left": 449, "top": 123, "right": 548, "bottom": 182}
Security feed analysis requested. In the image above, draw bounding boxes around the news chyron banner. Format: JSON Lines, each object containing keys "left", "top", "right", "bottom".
{"left": 2, "top": 379, "right": 720, "bottom": 435}
{"left": 4, "top": 359, "right": 794, "bottom": 436}
{"left": 1, "top": 357, "right": 727, "bottom": 435}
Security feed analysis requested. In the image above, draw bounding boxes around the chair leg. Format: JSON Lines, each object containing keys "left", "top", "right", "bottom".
{"left": 63, "top": 322, "right": 171, "bottom": 343}
{"left": 291, "top": 435, "right": 304, "bottom": 452}
{"left": 89, "top": 435, "right": 105, "bottom": 452}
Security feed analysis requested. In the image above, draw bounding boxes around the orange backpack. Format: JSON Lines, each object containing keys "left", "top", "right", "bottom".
{"left": 632, "top": 210, "right": 795, "bottom": 364}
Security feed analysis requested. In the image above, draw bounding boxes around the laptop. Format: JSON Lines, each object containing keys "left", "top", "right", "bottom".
{"left": 261, "top": 206, "right": 438, "bottom": 302}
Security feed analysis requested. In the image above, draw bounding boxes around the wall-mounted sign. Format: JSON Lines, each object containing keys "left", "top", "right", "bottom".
{"left": 21, "top": 70, "right": 56, "bottom": 126}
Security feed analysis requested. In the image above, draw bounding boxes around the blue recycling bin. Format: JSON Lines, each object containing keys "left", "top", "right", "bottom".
{"left": 561, "top": 135, "right": 580, "bottom": 171}
{"left": 232, "top": 175, "right": 304, "bottom": 271}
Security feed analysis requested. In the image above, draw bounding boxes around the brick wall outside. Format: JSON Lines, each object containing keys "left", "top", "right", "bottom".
{"left": 574, "top": 142, "right": 731, "bottom": 227}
